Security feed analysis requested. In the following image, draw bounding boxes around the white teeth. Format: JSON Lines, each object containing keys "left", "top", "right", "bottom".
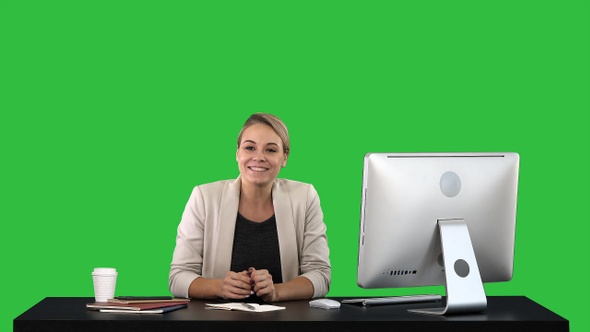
{"left": 249, "top": 167, "right": 267, "bottom": 172}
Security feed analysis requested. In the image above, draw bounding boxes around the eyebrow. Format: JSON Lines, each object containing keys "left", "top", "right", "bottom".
{"left": 243, "top": 140, "right": 280, "bottom": 147}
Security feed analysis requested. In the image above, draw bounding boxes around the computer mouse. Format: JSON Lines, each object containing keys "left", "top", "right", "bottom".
{"left": 309, "top": 298, "right": 341, "bottom": 309}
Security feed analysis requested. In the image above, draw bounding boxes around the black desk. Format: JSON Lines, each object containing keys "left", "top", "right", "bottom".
{"left": 14, "top": 296, "right": 569, "bottom": 332}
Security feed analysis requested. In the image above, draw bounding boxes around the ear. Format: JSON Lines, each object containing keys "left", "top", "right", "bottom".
{"left": 282, "top": 155, "right": 288, "bottom": 168}
{"left": 236, "top": 149, "right": 239, "bottom": 162}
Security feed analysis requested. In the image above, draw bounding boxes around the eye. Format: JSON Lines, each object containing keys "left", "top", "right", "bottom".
{"left": 266, "top": 148, "right": 277, "bottom": 153}
{"left": 244, "top": 146, "right": 255, "bottom": 151}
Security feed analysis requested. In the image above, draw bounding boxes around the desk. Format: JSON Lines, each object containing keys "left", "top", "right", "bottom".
{"left": 14, "top": 296, "right": 568, "bottom": 332}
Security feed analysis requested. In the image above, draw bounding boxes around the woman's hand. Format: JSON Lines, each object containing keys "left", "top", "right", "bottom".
{"left": 248, "top": 267, "right": 277, "bottom": 302}
{"left": 220, "top": 270, "right": 254, "bottom": 299}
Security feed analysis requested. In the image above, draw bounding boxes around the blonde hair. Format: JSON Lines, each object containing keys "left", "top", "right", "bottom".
{"left": 237, "top": 113, "right": 290, "bottom": 155}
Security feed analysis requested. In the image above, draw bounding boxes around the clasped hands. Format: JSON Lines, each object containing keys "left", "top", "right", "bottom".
{"left": 221, "top": 267, "right": 276, "bottom": 302}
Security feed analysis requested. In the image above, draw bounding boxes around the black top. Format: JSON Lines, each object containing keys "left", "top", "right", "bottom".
{"left": 230, "top": 213, "right": 283, "bottom": 302}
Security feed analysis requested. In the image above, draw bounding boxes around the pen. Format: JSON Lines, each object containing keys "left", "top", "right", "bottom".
{"left": 242, "top": 303, "right": 256, "bottom": 310}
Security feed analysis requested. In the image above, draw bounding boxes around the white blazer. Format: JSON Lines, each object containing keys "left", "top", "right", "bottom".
{"left": 169, "top": 177, "right": 331, "bottom": 299}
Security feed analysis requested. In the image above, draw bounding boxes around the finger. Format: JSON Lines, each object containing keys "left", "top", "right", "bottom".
{"left": 247, "top": 267, "right": 256, "bottom": 277}
{"left": 255, "top": 281, "right": 274, "bottom": 300}
{"left": 252, "top": 273, "right": 273, "bottom": 292}
{"left": 230, "top": 287, "right": 254, "bottom": 297}
{"left": 233, "top": 274, "right": 252, "bottom": 285}
{"left": 232, "top": 271, "right": 253, "bottom": 286}
{"left": 223, "top": 283, "right": 254, "bottom": 299}
{"left": 224, "top": 290, "right": 253, "bottom": 300}
{"left": 251, "top": 270, "right": 271, "bottom": 283}
{"left": 224, "top": 272, "right": 253, "bottom": 295}
{"left": 230, "top": 277, "right": 252, "bottom": 290}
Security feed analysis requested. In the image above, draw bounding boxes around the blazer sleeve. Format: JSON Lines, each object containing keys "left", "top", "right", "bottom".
{"left": 299, "top": 184, "right": 332, "bottom": 298}
{"left": 168, "top": 186, "right": 206, "bottom": 298}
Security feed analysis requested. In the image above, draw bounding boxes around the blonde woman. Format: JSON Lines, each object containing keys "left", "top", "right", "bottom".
{"left": 169, "top": 113, "right": 331, "bottom": 303}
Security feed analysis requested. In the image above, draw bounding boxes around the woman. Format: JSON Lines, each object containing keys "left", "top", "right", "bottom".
{"left": 169, "top": 113, "right": 331, "bottom": 303}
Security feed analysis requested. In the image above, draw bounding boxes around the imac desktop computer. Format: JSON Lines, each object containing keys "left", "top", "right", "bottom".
{"left": 356, "top": 152, "right": 520, "bottom": 315}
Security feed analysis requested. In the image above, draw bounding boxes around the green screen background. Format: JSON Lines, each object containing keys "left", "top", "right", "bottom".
{"left": 1, "top": 0, "right": 588, "bottom": 331}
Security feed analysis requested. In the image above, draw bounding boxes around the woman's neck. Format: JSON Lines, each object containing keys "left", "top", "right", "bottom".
{"left": 239, "top": 182, "right": 274, "bottom": 222}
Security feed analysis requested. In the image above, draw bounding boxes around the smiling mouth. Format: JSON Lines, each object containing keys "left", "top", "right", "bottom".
{"left": 248, "top": 166, "right": 269, "bottom": 172}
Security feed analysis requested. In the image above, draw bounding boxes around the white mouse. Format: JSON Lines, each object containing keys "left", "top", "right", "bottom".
{"left": 309, "top": 298, "right": 341, "bottom": 309}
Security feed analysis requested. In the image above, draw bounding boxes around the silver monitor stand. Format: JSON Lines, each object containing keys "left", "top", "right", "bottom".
{"left": 409, "top": 218, "right": 487, "bottom": 315}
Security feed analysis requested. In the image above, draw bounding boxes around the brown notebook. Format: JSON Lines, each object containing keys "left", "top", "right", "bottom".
{"left": 87, "top": 301, "right": 189, "bottom": 311}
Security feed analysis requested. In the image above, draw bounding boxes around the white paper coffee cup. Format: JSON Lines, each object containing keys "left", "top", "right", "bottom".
{"left": 92, "top": 267, "right": 117, "bottom": 302}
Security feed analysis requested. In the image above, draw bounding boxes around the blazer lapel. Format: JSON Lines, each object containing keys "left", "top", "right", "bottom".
{"left": 213, "top": 177, "right": 241, "bottom": 277}
{"left": 272, "top": 179, "right": 299, "bottom": 281}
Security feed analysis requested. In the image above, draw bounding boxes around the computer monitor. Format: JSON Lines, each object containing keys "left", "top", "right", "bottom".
{"left": 357, "top": 152, "right": 519, "bottom": 315}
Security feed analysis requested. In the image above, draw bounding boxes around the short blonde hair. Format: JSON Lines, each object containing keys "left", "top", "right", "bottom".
{"left": 237, "top": 113, "right": 290, "bottom": 155}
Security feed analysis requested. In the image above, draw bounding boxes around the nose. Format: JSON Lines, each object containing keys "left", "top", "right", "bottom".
{"left": 253, "top": 152, "right": 266, "bottom": 162}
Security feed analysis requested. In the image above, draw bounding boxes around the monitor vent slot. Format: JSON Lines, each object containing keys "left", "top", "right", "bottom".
{"left": 383, "top": 269, "right": 418, "bottom": 276}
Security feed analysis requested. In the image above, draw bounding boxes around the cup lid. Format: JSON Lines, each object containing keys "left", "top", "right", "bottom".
{"left": 92, "top": 267, "right": 117, "bottom": 275}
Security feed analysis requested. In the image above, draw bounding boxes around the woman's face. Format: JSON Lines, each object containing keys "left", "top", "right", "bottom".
{"left": 236, "top": 123, "right": 287, "bottom": 189}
